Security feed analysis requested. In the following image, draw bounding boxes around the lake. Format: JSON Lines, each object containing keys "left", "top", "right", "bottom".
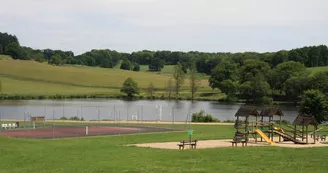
{"left": 0, "top": 99, "right": 299, "bottom": 123}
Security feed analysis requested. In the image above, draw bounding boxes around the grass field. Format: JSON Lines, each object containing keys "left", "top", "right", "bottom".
{"left": 307, "top": 66, "right": 328, "bottom": 75}
{"left": 0, "top": 124, "right": 328, "bottom": 173}
{"left": 0, "top": 59, "right": 221, "bottom": 100}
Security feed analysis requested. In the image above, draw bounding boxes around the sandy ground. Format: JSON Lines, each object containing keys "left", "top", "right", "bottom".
{"left": 132, "top": 137, "right": 328, "bottom": 150}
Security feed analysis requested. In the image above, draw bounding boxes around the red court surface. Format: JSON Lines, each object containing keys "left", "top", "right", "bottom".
{"left": 0, "top": 126, "right": 141, "bottom": 138}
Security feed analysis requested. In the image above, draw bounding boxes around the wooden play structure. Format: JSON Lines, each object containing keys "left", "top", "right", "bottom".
{"left": 232, "top": 106, "right": 322, "bottom": 146}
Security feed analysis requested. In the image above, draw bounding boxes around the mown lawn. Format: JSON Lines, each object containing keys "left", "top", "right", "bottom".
{"left": 307, "top": 66, "right": 328, "bottom": 75}
{"left": 0, "top": 124, "right": 327, "bottom": 173}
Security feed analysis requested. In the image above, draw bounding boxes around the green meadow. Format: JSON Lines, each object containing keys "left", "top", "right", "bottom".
{"left": 0, "top": 124, "right": 328, "bottom": 173}
{"left": 0, "top": 59, "right": 221, "bottom": 100}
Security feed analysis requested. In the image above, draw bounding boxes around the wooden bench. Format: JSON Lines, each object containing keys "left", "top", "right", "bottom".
{"left": 315, "top": 135, "right": 327, "bottom": 141}
{"left": 177, "top": 140, "right": 197, "bottom": 150}
{"left": 231, "top": 132, "right": 247, "bottom": 147}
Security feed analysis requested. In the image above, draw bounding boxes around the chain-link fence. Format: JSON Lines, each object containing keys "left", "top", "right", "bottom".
{"left": 0, "top": 104, "right": 201, "bottom": 139}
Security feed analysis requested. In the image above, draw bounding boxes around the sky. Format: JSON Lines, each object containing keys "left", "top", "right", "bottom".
{"left": 0, "top": 0, "right": 327, "bottom": 55}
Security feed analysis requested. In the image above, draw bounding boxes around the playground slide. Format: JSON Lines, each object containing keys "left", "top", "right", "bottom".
{"left": 272, "top": 130, "right": 306, "bottom": 144}
{"left": 254, "top": 129, "right": 275, "bottom": 145}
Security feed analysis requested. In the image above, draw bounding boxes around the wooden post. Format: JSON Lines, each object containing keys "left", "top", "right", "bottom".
{"left": 261, "top": 116, "right": 263, "bottom": 142}
{"left": 314, "top": 125, "right": 317, "bottom": 144}
{"left": 279, "top": 116, "right": 282, "bottom": 142}
{"left": 245, "top": 116, "right": 249, "bottom": 142}
{"left": 294, "top": 124, "right": 297, "bottom": 141}
{"left": 270, "top": 117, "right": 274, "bottom": 141}
{"left": 255, "top": 115, "right": 258, "bottom": 143}
{"left": 306, "top": 125, "right": 308, "bottom": 144}
{"left": 302, "top": 124, "right": 305, "bottom": 141}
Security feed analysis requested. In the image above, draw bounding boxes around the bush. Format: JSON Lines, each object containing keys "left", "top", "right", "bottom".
{"left": 60, "top": 116, "right": 68, "bottom": 120}
{"left": 69, "top": 116, "right": 84, "bottom": 121}
{"left": 191, "top": 110, "right": 220, "bottom": 122}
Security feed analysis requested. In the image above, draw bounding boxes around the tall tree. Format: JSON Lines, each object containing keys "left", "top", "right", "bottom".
{"left": 189, "top": 60, "right": 200, "bottom": 100}
{"left": 167, "top": 79, "right": 173, "bottom": 100}
{"left": 271, "top": 61, "right": 307, "bottom": 93}
{"left": 120, "top": 78, "right": 139, "bottom": 97}
{"left": 299, "top": 90, "right": 328, "bottom": 124}
{"left": 147, "top": 82, "right": 155, "bottom": 99}
{"left": 173, "top": 62, "right": 184, "bottom": 99}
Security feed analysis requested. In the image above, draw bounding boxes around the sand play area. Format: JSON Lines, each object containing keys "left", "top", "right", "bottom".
{"left": 132, "top": 137, "right": 328, "bottom": 150}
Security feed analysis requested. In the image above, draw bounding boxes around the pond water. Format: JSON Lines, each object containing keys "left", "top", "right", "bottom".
{"left": 0, "top": 99, "right": 299, "bottom": 123}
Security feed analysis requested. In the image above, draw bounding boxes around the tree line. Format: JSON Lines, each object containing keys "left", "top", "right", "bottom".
{"left": 1, "top": 32, "right": 328, "bottom": 73}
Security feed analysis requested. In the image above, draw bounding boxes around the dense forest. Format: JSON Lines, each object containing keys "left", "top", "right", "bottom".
{"left": 1, "top": 32, "right": 328, "bottom": 103}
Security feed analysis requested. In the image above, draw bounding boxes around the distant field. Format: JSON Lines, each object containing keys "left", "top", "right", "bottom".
{"left": 0, "top": 59, "right": 220, "bottom": 99}
{"left": 307, "top": 66, "right": 328, "bottom": 75}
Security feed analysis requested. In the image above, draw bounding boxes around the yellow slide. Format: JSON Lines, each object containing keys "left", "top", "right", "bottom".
{"left": 254, "top": 129, "right": 275, "bottom": 145}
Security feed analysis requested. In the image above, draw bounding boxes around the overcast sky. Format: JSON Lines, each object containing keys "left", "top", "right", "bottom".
{"left": 0, "top": 0, "right": 327, "bottom": 55}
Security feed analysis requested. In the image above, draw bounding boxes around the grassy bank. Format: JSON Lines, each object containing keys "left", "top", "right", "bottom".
{"left": 0, "top": 124, "right": 328, "bottom": 173}
{"left": 0, "top": 59, "right": 222, "bottom": 100}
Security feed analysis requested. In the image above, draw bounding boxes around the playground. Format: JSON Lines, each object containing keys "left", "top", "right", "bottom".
{"left": 132, "top": 106, "right": 328, "bottom": 150}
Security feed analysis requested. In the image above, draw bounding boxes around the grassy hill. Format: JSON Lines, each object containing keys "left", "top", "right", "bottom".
{"left": 0, "top": 59, "right": 221, "bottom": 100}
{"left": 307, "top": 66, "right": 328, "bottom": 75}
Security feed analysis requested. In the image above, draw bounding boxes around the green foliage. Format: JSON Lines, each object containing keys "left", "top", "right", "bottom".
{"left": 239, "top": 76, "right": 271, "bottom": 103}
{"left": 49, "top": 54, "right": 64, "bottom": 66}
{"left": 271, "top": 61, "right": 308, "bottom": 92}
{"left": 69, "top": 116, "right": 84, "bottom": 121}
{"left": 121, "top": 77, "right": 139, "bottom": 97}
{"left": 173, "top": 62, "right": 184, "bottom": 99}
{"left": 149, "top": 57, "right": 164, "bottom": 71}
{"left": 189, "top": 60, "right": 199, "bottom": 100}
{"left": 147, "top": 82, "right": 155, "bottom": 99}
{"left": 209, "top": 61, "right": 238, "bottom": 89}
{"left": 132, "top": 62, "right": 140, "bottom": 71}
{"left": 240, "top": 59, "right": 271, "bottom": 83}
{"left": 59, "top": 116, "right": 68, "bottom": 120}
{"left": 284, "top": 76, "right": 310, "bottom": 101}
{"left": 191, "top": 110, "right": 220, "bottom": 122}
{"left": 299, "top": 90, "right": 328, "bottom": 124}
{"left": 120, "top": 59, "right": 132, "bottom": 70}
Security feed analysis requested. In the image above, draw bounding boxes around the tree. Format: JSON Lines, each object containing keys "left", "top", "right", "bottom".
{"left": 309, "top": 71, "right": 328, "bottom": 94}
{"left": 149, "top": 57, "right": 164, "bottom": 71}
{"left": 49, "top": 54, "right": 63, "bottom": 66}
{"left": 299, "top": 90, "right": 328, "bottom": 124}
{"left": 239, "top": 76, "right": 271, "bottom": 103}
{"left": 120, "top": 78, "right": 139, "bottom": 97}
{"left": 0, "top": 80, "right": 2, "bottom": 93}
{"left": 133, "top": 62, "right": 140, "bottom": 71}
{"left": 6, "top": 42, "right": 24, "bottom": 59}
{"left": 209, "top": 61, "right": 238, "bottom": 90}
{"left": 240, "top": 59, "right": 271, "bottom": 83}
{"left": 120, "top": 59, "right": 132, "bottom": 70}
{"left": 173, "top": 62, "right": 184, "bottom": 99}
{"left": 167, "top": 79, "right": 173, "bottom": 100}
{"left": 284, "top": 76, "right": 310, "bottom": 101}
{"left": 271, "top": 61, "right": 307, "bottom": 93}
{"left": 147, "top": 82, "right": 155, "bottom": 99}
{"left": 189, "top": 60, "right": 200, "bottom": 100}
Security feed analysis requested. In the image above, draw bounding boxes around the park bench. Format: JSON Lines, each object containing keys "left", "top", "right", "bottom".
{"left": 231, "top": 132, "right": 247, "bottom": 147}
{"left": 315, "top": 134, "right": 326, "bottom": 141}
{"left": 177, "top": 140, "right": 197, "bottom": 150}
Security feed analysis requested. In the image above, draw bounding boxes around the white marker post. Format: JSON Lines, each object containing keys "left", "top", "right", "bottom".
{"left": 85, "top": 126, "right": 89, "bottom": 136}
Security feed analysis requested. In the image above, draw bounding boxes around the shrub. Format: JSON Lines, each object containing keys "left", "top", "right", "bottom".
{"left": 191, "top": 110, "right": 219, "bottom": 122}
{"left": 69, "top": 116, "right": 84, "bottom": 121}
{"left": 60, "top": 116, "right": 68, "bottom": 120}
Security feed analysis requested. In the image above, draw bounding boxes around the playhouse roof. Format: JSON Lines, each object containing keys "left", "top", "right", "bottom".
{"left": 234, "top": 106, "right": 259, "bottom": 117}
{"left": 260, "top": 107, "right": 284, "bottom": 117}
{"left": 292, "top": 115, "right": 319, "bottom": 126}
